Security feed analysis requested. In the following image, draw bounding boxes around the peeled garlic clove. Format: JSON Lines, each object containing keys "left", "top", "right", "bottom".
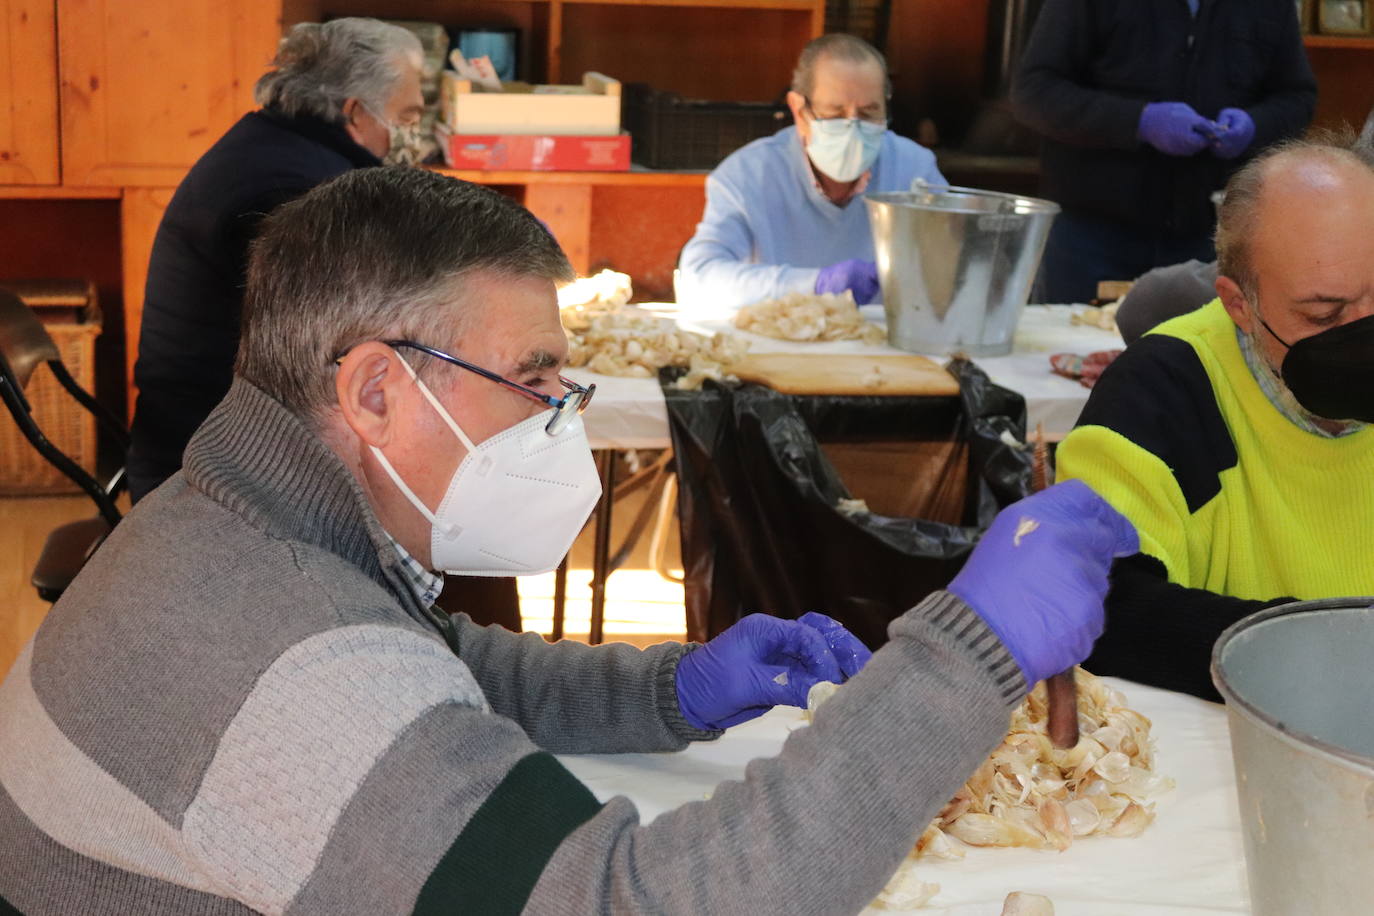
{"left": 1001, "top": 891, "right": 1055, "bottom": 916}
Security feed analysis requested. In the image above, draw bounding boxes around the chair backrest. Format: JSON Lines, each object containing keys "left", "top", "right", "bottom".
{"left": 0, "top": 286, "right": 125, "bottom": 526}
{"left": 0, "top": 287, "right": 61, "bottom": 392}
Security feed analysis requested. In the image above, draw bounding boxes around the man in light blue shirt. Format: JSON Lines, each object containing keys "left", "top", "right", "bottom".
{"left": 677, "top": 34, "right": 947, "bottom": 310}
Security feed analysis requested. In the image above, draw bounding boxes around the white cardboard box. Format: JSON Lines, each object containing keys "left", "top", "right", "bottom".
{"left": 440, "top": 71, "right": 621, "bottom": 136}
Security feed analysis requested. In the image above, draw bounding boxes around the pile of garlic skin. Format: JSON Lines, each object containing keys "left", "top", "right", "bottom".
{"left": 733, "top": 291, "right": 885, "bottom": 344}
{"left": 558, "top": 269, "right": 750, "bottom": 389}
{"left": 807, "top": 668, "right": 1173, "bottom": 910}
{"left": 565, "top": 309, "right": 749, "bottom": 389}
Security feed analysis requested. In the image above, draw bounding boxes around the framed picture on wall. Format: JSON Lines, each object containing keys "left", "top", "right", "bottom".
{"left": 1297, "top": 0, "right": 1314, "bottom": 32}
{"left": 1319, "top": 0, "right": 1370, "bottom": 34}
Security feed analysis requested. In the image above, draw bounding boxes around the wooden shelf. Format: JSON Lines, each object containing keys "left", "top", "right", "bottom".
{"left": 432, "top": 167, "right": 706, "bottom": 187}
{"left": 0, "top": 185, "right": 122, "bottom": 199}
{"left": 560, "top": 0, "right": 815, "bottom": 8}
{"left": 1304, "top": 34, "right": 1374, "bottom": 49}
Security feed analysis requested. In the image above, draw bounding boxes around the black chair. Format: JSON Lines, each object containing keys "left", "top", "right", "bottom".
{"left": 0, "top": 288, "right": 129, "bottom": 601}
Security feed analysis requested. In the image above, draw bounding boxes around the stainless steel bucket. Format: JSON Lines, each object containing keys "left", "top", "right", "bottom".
{"left": 865, "top": 184, "right": 1058, "bottom": 356}
{"left": 1212, "top": 597, "right": 1374, "bottom": 915}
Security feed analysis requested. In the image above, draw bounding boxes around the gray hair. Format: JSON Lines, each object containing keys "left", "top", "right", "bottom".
{"left": 236, "top": 168, "right": 574, "bottom": 423}
{"left": 791, "top": 33, "right": 891, "bottom": 100}
{"left": 254, "top": 18, "right": 422, "bottom": 123}
{"left": 1216, "top": 128, "right": 1374, "bottom": 295}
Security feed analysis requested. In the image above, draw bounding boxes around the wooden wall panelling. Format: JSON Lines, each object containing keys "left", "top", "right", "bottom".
{"left": 0, "top": 0, "right": 60, "bottom": 184}
{"left": 525, "top": 182, "right": 593, "bottom": 274}
{"left": 57, "top": 0, "right": 279, "bottom": 186}
{"left": 0, "top": 197, "right": 125, "bottom": 418}
{"left": 886, "top": 0, "right": 989, "bottom": 145}
{"left": 120, "top": 187, "right": 174, "bottom": 416}
{"left": 589, "top": 184, "right": 705, "bottom": 300}
{"left": 1306, "top": 47, "right": 1374, "bottom": 133}
{"left": 557, "top": 4, "right": 813, "bottom": 100}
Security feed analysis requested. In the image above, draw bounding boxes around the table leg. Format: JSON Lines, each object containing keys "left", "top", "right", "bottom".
{"left": 589, "top": 449, "right": 616, "bottom": 645}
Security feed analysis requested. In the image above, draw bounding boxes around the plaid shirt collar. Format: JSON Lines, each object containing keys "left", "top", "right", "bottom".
{"left": 384, "top": 533, "right": 444, "bottom": 609}
{"left": 1236, "top": 326, "right": 1363, "bottom": 439}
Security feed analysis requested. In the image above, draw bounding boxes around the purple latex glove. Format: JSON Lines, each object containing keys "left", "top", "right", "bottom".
{"left": 676, "top": 614, "right": 849, "bottom": 730}
{"left": 797, "top": 611, "right": 873, "bottom": 679}
{"left": 1209, "top": 107, "right": 1255, "bottom": 160}
{"left": 1137, "top": 102, "right": 1212, "bottom": 157}
{"left": 815, "top": 258, "right": 880, "bottom": 305}
{"left": 947, "top": 480, "right": 1139, "bottom": 690}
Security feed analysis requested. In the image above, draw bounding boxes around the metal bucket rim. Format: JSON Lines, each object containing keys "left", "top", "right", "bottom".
{"left": 865, "top": 185, "right": 1061, "bottom": 216}
{"left": 1211, "top": 596, "right": 1374, "bottom": 776}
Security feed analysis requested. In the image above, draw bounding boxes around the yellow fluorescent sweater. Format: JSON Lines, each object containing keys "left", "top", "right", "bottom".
{"left": 1057, "top": 299, "right": 1374, "bottom": 601}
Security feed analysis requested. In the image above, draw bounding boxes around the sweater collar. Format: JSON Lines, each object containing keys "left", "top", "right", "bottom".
{"left": 256, "top": 107, "right": 382, "bottom": 169}
{"left": 182, "top": 378, "right": 450, "bottom": 635}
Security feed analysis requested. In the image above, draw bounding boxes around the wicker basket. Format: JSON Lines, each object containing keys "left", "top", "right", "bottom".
{"left": 0, "top": 280, "right": 102, "bottom": 496}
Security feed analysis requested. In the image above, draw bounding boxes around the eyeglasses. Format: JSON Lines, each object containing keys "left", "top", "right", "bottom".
{"left": 803, "top": 96, "right": 889, "bottom": 131}
{"left": 384, "top": 340, "right": 595, "bottom": 436}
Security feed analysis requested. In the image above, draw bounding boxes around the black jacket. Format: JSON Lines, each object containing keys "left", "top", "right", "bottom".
{"left": 1010, "top": 0, "right": 1315, "bottom": 235}
{"left": 128, "top": 109, "right": 379, "bottom": 501}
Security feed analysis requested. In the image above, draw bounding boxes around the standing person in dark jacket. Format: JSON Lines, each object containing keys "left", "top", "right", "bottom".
{"left": 127, "top": 17, "right": 424, "bottom": 503}
{"left": 1010, "top": 0, "right": 1315, "bottom": 305}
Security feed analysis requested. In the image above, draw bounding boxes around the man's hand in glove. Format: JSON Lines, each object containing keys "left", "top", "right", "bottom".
{"left": 947, "top": 480, "right": 1139, "bottom": 690}
{"left": 1137, "top": 102, "right": 1212, "bottom": 157}
{"left": 1208, "top": 107, "right": 1256, "bottom": 160}
{"left": 815, "top": 259, "right": 880, "bottom": 305}
{"left": 676, "top": 613, "right": 872, "bottom": 730}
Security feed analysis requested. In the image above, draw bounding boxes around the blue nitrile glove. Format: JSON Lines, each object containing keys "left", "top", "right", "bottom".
{"left": 798, "top": 611, "right": 873, "bottom": 679}
{"left": 676, "top": 614, "right": 847, "bottom": 730}
{"left": 1209, "top": 107, "right": 1255, "bottom": 160}
{"left": 1137, "top": 102, "right": 1212, "bottom": 157}
{"left": 947, "top": 479, "right": 1139, "bottom": 689}
{"left": 815, "top": 259, "right": 880, "bottom": 305}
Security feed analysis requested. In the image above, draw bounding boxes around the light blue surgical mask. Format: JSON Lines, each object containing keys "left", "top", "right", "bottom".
{"left": 805, "top": 116, "right": 885, "bottom": 183}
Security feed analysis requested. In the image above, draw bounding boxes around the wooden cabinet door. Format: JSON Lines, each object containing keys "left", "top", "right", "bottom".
{"left": 57, "top": 0, "right": 281, "bottom": 186}
{"left": 0, "top": 0, "right": 60, "bottom": 184}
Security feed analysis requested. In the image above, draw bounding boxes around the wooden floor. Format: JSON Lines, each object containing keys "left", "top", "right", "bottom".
{"left": 1, "top": 495, "right": 99, "bottom": 677}
{"left": 1, "top": 481, "right": 688, "bottom": 680}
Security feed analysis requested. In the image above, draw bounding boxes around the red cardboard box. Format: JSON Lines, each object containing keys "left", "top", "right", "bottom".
{"left": 436, "top": 123, "right": 630, "bottom": 171}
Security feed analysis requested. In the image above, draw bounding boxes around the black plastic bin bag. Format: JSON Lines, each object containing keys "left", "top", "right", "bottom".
{"left": 662, "top": 358, "right": 1032, "bottom": 649}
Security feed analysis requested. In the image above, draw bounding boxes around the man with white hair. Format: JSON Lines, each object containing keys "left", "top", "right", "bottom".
{"left": 128, "top": 17, "right": 425, "bottom": 503}
{"left": 1056, "top": 135, "right": 1374, "bottom": 701}
{"left": 0, "top": 167, "right": 1137, "bottom": 913}
{"left": 677, "top": 34, "right": 946, "bottom": 310}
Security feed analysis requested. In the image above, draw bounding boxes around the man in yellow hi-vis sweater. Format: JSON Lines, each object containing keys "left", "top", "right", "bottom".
{"left": 1056, "top": 136, "right": 1374, "bottom": 701}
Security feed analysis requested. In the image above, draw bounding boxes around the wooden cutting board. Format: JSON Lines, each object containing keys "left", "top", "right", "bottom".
{"left": 729, "top": 353, "right": 959, "bottom": 396}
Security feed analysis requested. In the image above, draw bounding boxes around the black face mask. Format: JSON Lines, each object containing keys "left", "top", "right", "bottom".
{"left": 1257, "top": 311, "right": 1374, "bottom": 423}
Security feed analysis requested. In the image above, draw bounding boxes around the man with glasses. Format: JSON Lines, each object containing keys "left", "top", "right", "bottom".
{"left": 677, "top": 34, "right": 946, "bottom": 310}
{"left": 0, "top": 166, "right": 1139, "bottom": 913}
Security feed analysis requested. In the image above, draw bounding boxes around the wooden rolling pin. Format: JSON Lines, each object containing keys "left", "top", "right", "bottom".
{"left": 1032, "top": 424, "right": 1080, "bottom": 750}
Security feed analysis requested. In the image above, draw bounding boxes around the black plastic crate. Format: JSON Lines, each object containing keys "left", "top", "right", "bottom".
{"left": 623, "top": 83, "right": 789, "bottom": 171}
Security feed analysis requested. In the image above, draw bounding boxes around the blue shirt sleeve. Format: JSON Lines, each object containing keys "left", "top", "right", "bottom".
{"left": 677, "top": 168, "right": 822, "bottom": 310}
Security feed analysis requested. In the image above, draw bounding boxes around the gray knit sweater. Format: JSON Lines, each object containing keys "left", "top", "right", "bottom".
{"left": 0, "top": 378, "right": 1022, "bottom": 915}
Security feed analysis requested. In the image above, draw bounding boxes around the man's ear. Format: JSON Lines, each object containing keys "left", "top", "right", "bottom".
{"left": 1216, "top": 274, "right": 1253, "bottom": 335}
{"left": 340, "top": 97, "right": 368, "bottom": 146}
{"left": 335, "top": 342, "right": 408, "bottom": 449}
{"left": 786, "top": 90, "right": 809, "bottom": 138}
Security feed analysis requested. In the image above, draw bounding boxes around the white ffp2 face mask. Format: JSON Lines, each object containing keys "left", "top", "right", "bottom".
{"left": 805, "top": 118, "right": 884, "bottom": 183}
{"left": 369, "top": 360, "right": 602, "bottom": 577}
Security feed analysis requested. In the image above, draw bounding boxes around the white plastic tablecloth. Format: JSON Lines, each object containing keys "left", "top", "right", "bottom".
{"left": 558, "top": 678, "right": 1250, "bottom": 915}
{"left": 566, "top": 305, "right": 1123, "bottom": 450}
